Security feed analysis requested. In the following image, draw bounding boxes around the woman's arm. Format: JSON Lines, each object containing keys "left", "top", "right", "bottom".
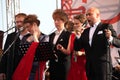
{"left": 56, "top": 35, "right": 72, "bottom": 55}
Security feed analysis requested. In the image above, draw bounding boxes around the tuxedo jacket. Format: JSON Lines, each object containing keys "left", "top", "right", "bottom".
{"left": 0, "top": 32, "right": 22, "bottom": 80}
{"left": 49, "top": 30, "right": 71, "bottom": 61}
{"left": 74, "top": 22, "right": 120, "bottom": 80}
{"left": 49, "top": 30, "right": 71, "bottom": 80}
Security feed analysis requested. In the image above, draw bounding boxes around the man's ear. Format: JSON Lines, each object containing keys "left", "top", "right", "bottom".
{"left": 96, "top": 13, "right": 100, "bottom": 18}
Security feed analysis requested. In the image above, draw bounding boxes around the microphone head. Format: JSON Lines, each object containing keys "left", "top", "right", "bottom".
{"left": 18, "top": 27, "right": 24, "bottom": 32}
{"left": 82, "top": 20, "right": 88, "bottom": 28}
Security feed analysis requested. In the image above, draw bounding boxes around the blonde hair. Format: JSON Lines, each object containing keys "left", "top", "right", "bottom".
{"left": 73, "top": 13, "right": 86, "bottom": 23}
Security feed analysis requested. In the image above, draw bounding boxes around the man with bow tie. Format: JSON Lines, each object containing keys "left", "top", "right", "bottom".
{"left": 74, "top": 7, "right": 120, "bottom": 80}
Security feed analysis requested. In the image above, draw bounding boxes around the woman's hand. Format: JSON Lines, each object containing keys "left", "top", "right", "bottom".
{"left": 75, "top": 27, "right": 85, "bottom": 37}
{"left": 32, "top": 23, "right": 41, "bottom": 42}
{"left": 56, "top": 44, "right": 63, "bottom": 51}
{"left": 56, "top": 44, "right": 71, "bottom": 55}
{"left": 26, "top": 23, "right": 41, "bottom": 42}
{"left": 74, "top": 51, "right": 85, "bottom": 56}
{"left": 115, "top": 65, "right": 120, "bottom": 71}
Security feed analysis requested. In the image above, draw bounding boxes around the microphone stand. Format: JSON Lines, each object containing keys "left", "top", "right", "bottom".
{"left": 3, "top": 32, "right": 20, "bottom": 55}
{"left": 4, "top": 26, "right": 16, "bottom": 34}
{"left": 0, "top": 26, "right": 16, "bottom": 36}
{"left": 106, "top": 41, "right": 112, "bottom": 80}
{"left": 3, "top": 31, "right": 20, "bottom": 80}
{"left": 106, "top": 43, "right": 119, "bottom": 80}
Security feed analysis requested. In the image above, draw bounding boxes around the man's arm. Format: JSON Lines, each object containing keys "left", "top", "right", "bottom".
{"left": 105, "top": 24, "right": 120, "bottom": 48}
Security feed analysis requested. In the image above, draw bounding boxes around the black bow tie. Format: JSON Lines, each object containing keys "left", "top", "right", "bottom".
{"left": 90, "top": 25, "right": 94, "bottom": 27}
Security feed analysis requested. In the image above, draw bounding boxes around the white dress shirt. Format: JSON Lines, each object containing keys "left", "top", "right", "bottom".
{"left": 89, "top": 22, "right": 100, "bottom": 46}
{"left": 53, "top": 30, "right": 63, "bottom": 45}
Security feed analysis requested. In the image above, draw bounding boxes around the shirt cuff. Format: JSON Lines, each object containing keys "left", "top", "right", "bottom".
{"left": 108, "top": 36, "right": 113, "bottom": 43}
{"left": 76, "top": 35, "right": 81, "bottom": 39}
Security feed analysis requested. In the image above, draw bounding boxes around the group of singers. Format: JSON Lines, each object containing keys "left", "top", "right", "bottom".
{"left": 0, "top": 7, "right": 120, "bottom": 80}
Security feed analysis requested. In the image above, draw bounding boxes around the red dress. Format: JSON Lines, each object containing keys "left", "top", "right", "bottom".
{"left": 67, "top": 33, "right": 87, "bottom": 80}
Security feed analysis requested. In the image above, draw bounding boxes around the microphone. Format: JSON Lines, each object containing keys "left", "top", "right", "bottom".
{"left": 18, "top": 26, "right": 26, "bottom": 32}
{"left": 3, "top": 26, "right": 16, "bottom": 33}
{"left": 75, "top": 20, "right": 88, "bottom": 35}
{"left": 18, "top": 27, "right": 24, "bottom": 32}
{"left": 82, "top": 20, "right": 88, "bottom": 28}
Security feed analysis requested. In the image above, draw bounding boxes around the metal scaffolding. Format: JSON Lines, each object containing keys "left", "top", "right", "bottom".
{"left": 6, "top": 0, "right": 20, "bottom": 30}
{"left": 0, "top": 0, "right": 20, "bottom": 32}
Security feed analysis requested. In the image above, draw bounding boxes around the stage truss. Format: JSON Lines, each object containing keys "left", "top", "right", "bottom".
{"left": 0, "top": 0, "right": 20, "bottom": 32}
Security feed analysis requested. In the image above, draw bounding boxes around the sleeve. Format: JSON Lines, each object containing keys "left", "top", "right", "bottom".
{"left": 0, "top": 34, "right": 10, "bottom": 73}
{"left": 108, "top": 24, "right": 120, "bottom": 48}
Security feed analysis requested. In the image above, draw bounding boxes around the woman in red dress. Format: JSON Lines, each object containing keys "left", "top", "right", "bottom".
{"left": 67, "top": 14, "right": 88, "bottom": 80}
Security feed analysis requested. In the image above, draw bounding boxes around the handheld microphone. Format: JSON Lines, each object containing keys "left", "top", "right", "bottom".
{"left": 82, "top": 20, "right": 88, "bottom": 28}
{"left": 18, "top": 26, "right": 26, "bottom": 32}
{"left": 18, "top": 27, "right": 24, "bottom": 32}
{"left": 75, "top": 20, "right": 88, "bottom": 35}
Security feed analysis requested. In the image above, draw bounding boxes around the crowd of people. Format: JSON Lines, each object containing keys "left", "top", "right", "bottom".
{"left": 0, "top": 7, "right": 120, "bottom": 80}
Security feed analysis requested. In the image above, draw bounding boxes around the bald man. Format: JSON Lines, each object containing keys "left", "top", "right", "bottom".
{"left": 74, "top": 7, "right": 120, "bottom": 80}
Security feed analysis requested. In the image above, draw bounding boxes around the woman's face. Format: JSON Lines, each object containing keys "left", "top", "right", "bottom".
{"left": 73, "top": 19, "right": 83, "bottom": 32}
{"left": 24, "top": 23, "right": 33, "bottom": 34}
{"left": 53, "top": 18, "right": 65, "bottom": 31}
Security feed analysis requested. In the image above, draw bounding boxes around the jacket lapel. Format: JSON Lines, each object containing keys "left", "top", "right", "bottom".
{"left": 91, "top": 23, "right": 103, "bottom": 47}
{"left": 85, "top": 28, "right": 91, "bottom": 47}
{"left": 50, "top": 33, "right": 55, "bottom": 43}
{"left": 55, "top": 30, "right": 65, "bottom": 45}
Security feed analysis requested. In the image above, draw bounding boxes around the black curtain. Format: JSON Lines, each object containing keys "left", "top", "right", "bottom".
{"left": 0, "top": 30, "right": 3, "bottom": 49}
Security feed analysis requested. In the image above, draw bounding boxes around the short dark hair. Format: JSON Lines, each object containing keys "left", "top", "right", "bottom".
{"left": 23, "top": 14, "right": 40, "bottom": 26}
{"left": 15, "top": 13, "right": 27, "bottom": 19}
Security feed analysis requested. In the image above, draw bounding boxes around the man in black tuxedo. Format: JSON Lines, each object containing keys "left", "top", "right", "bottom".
{"left": 74, "top": 7, "right": 120, "bottom": 80}
{"left": 0, "top": 13, "right": 28, "bottom": 80}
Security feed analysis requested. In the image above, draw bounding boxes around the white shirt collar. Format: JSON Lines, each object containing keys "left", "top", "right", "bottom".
{"left": 55, "top": 29, "right": 64, "bottom": 35}
{"left": 93, "top": 21, "right": 101, "bottom": 27}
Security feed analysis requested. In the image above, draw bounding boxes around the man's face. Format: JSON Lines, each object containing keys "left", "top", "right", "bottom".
{"left": 15, "top": 16, "right": 25, "bottom": 29}
{"left": 54, "top": 18, "right": 65, "bottom": 30}
{"left": 86, "top": 9, "right": 98, "bottom": 26}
